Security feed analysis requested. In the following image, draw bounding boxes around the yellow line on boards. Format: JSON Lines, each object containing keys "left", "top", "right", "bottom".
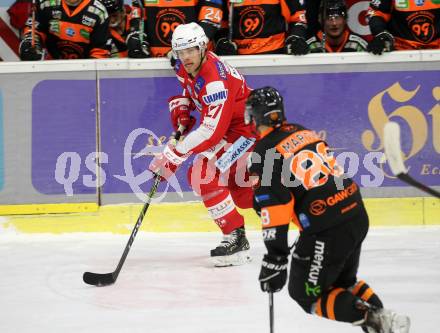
{"left": 0, "top": 198, "right": 439, "bottom": 234}
{"left": 0, "top": 203, "right": 99, "bottom": 215}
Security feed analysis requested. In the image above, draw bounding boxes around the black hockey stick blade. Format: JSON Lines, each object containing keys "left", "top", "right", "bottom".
{"left": 384, "top": 121, "right": 440, "bottom": 198}
{"left": 82, "top": 127, "right": 185, "bottom": 287}
{"left": 83, "top": 271, "right": 115, "bottom": 287}
{"left": 396, "top": 173, "right": 440, "bottom": 199}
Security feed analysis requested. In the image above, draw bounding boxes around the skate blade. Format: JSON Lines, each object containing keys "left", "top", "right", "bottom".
{"left": 211, "top": 250, "right": 252, "bottom": 267}
{"left": 393, "top": 314, "right": 410, "bottom": 333}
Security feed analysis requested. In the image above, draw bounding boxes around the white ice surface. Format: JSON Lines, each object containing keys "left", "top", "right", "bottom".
{"left": 1, "top": 227, "right": 439, "bottom": 333}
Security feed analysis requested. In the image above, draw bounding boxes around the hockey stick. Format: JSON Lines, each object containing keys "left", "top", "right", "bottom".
{"left": 136, "top": 0, "right": 145, "bottom": 45}
{"left": 228, "top": 0, "right": 241, "bottom": 41}
{"left": 31, "top": 0, "right": 36, "bottom": 47}
{"left": 383, "top": 121, "right": 440, "bottom": 198}
{"left": 269, "top": 292, "right": 274, "bottom": 333}
{"left": 321, "top": 0, "right": 327, "bottom": 53}
{"left": 228, "top": 0, "right": 234, "bottom": 41}
{"left": 83, "top": 128, "right": 184, "bottom": 286}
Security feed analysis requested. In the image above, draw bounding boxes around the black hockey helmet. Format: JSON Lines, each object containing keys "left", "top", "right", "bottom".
{"left": 102, "top": 0, "right": 124, "bottom": 14}
{"left": 322, "top": 0, "right": 347, "bottom": 19}
{"left": 245, "top": 86, "right": 286, "bottom": 128}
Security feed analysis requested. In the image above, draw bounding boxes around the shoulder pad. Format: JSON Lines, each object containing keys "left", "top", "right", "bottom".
{"left": 201, "top": 80, "right": 228, "bottom": 105}
{"left": 40, "top": 0, "right": 61, "bottom": 10}
{"left": 93, "top": 0, "right": 107, "bottom": 13}
{"left": 214, "top": 60, "right": 227, "bottom": 80}
{"left": 348, "top": 34, "right": 368, "bottom": 47}
{"left": 88, "top": 0, "right": 109, "bottom": 23}
{"left": 306, "top": 36, "right": 318, "bottom": 44}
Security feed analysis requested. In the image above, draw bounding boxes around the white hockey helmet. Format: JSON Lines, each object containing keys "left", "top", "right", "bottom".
{"left": 171, "top": 22, "right": 208, "bottom": 56}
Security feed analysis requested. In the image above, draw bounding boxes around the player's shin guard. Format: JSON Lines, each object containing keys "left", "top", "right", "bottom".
{"left": 350, "top": 280, "right": 383, "bottom": 309}
{"left": 204, "top": 191, "right": 245, "bottom": 234}
{"left": 312, "top": 288, "right": 367, "bottom": 323}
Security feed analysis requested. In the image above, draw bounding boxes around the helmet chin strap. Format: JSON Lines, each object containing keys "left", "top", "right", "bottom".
{"left": 193, "top": 47, "right": 206, "bottom": 74}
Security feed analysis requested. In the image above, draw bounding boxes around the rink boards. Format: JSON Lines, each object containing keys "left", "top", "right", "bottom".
{"left": 0, "top": 52, "right": 439, "bottom": 230}
{"left": 1, "top": 197, "right": 439, "bottom": 233}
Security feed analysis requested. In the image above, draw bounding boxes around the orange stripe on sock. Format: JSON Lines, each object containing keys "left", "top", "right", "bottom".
{"left": 327, "top": 288, "right": 344, "bottom": 320}
{"left": 351, "top": 280, "right": 365, "bottom": 296}
{"left": 361, "top": 288, "right": 374, "bottom": 302}
{"left": 316, "top": 298, "right": 323, "bottom": 317}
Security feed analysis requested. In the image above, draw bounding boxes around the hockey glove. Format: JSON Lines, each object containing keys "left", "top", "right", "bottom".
{"left": 169, "top": 95, "right": 196, "bottom": 134}
{"left": 19, "top": 33, "right": 44, "bottom": 61}
{"left": 214, "top": 38, "right": 238, "bottom": 56}
{"left": 259, "top": 254, "right": 288, "bottom": 293}
{"left": 285, "top": 35, "right": 309, "bottom": 55}
{"left": 126, "top": 31, "right": 150, "bottom": 58}
{"left": 148, "top": 141, "right": 188, "bottom": 181}
{"left": 367, "top": 31, "right": 394, "bottom": 55}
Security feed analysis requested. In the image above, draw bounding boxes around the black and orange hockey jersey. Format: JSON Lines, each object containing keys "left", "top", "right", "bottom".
{"left": 129, "top": 0, "right": 223, "bottom": 57}
{"left": 226, "top": 0, "right": 307, "bottom": 54}
{"left": 23, "top": 0, "right": 110, "bottom": 59}
{"left": 249, "top": 124, "right": 364, "bottom": 256}
{"left": 109, "top": 5, "right": 132, "bottom": 57}
{"left": 367, "top": 0, "right": 440, "bottom": 50}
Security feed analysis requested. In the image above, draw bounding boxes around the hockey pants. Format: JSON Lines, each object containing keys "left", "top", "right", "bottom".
{"left": 288, "top": 205, "right": 384, "bottom": 323}
{"left": 187, "top": 153, "right": 253, "bottom": 234}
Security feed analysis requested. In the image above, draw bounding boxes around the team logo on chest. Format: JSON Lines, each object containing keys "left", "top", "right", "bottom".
{"left": 202, "top": 90, "right": 228, "bottom": 104}
{"left": 65, "top": 27, "right": 75, "bottom": 37}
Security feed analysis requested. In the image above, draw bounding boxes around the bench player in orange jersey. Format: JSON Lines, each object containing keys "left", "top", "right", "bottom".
{"left": 149, "top": 23, "right": 256, "bottom": 266}
{"left": 246, "top": 86, "right": 411, "bottom": 333}
{"left": 367, "top": 0, "right": 440, "bottom": 53}
{"left": 103, "top": 0, "right": 132, "bottom": 58}
{"left": 126, "top": 0, "right": 223, "bottom": 58}
{"left": 19, "top": 0, "right": 110, "bottom": 60}
{"left": 214, "top": 0, "right": 309, "bottom": 55}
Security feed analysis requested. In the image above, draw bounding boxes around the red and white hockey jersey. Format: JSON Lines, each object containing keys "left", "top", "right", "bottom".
{"left": 174, "top": 51, "right": 256, "bottom": 156}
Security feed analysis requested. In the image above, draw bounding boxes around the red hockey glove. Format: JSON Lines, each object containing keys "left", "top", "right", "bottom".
{"left": 148, "top": 141, "right": 188, "bottom": 181}
{"left": 168, "top": 95, "right": 196, "bottom": 134}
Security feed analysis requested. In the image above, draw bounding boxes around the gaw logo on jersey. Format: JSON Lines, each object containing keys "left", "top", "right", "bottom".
{"left": 202, "top": 81, "right": 228, "bottom": 105}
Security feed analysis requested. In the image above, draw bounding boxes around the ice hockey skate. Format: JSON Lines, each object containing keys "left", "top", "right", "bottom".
{"left": 210, "top": 227, "right": 252, "bottom": 267}
{"left": 363, "top": 307, "right": 410, "bottom": 333}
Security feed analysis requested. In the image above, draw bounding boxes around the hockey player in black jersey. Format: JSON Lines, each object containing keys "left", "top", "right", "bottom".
{"left": 19, "top": 0, "right": 110, "bottom": 60}
{"left": 245, "top": 86, "right": 410, "bottom": 333}
{"left": 307, "top": 0, "right": 367, "bottom": 53}
{"left": 103, "top": 0, "right": 130, "bottom": 57}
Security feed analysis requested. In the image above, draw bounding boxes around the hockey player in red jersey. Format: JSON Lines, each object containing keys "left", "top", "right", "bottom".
{"left": 246, "top": 86, "right": 411, "bottom": 333}
{"left": 149, "top": 22, "right": 256, "bottom": 267}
